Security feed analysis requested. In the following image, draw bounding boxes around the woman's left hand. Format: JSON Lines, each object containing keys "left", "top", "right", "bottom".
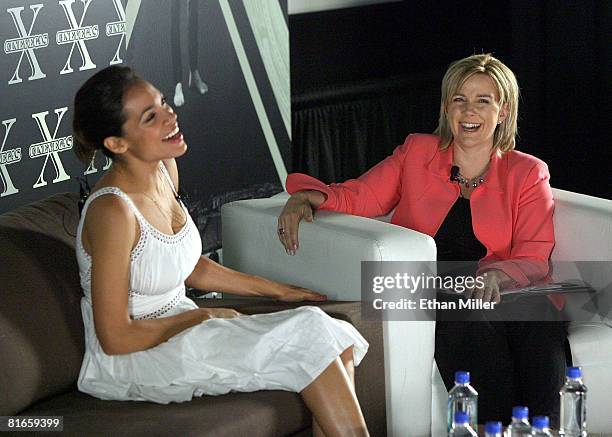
{"left": 272, "top": 283, "right": 328, "bottom": 303}
{"left": 465, "top": 269, "right": 512, "bottom": 304}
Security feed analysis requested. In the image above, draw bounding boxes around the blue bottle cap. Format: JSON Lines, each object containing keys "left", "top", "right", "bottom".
{"left": 533, "top": 416, "right": 549, "bottom": 430}
{"left": 512, "top": 406, "right": 529, "bottom": 420}
{"left": 454, "top": 370, "right": 470, "bottom": 384}
{"left": 485, "top": 421, "right": 502, "bottom": 433}
{"left": 567, "top": 366, "right": 582, "bottom": 378}
{"left": 454, "top": 411, "right": 470, "bottom": 424}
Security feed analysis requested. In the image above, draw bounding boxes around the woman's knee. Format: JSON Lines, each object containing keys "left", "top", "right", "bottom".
{"left": 340, "top": 346, "right": 354, "bottom": 362}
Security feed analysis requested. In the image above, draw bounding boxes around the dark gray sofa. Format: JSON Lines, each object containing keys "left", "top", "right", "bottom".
{"left": 0, "top": 193, "right": 386, "bottom": 436}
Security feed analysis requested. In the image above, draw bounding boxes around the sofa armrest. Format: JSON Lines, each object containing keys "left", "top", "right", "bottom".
{"left": 221, "top": 196, "right": 436, "bottom": 301}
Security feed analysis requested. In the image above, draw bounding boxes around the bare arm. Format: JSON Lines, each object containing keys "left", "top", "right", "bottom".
{"left": 85, "top": 196, "right": 235, "bottom": 356}
{"left": 185, "top": 255, "right": 327, "bottom": 302}
{"left": 159, "top": 159, "right": 325, "bottom": 301}
{"left": 277, "top": 190, "right": 326, "bottom": 254}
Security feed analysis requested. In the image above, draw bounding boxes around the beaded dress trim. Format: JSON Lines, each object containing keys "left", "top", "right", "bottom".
{"left": 76, "top": 165, "right": 197, "bottom": 320}
{"left": 132, "top": 286, "right": 186, "bottom": 320}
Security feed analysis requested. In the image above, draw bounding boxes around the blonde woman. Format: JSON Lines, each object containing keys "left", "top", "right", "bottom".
{"left": 279, "top": 53, "right": 567, "bottom": 425}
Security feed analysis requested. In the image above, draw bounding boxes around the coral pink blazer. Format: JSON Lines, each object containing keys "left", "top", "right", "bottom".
{"left": 287, "top": 134, "right": 560, "bottom": 307}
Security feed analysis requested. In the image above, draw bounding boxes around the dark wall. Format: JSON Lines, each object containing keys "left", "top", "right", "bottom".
{"left": 290, "top": 1, "right": 611, "bottom": 199}
{"left": 291, "top": 1, "right": 511, "bottom": 92}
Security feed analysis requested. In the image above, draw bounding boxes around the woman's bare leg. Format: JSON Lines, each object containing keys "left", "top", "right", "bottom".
{"left": 312, "top": 347, "right": 357, "bottom": 437}
{"left": 301, "top": 354, "right": 368, "bottom": 437}
{"left": 340, "top": 346, "right": 356, "bottom": 388}
{"left": 313, "top": 415, "right": 326, "bottom": 437}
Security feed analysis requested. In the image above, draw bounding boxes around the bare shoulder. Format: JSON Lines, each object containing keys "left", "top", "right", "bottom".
{"left": 83, "top": 193, "right": 137, "bottom": 253}
{"left": 162, "top": 158, "right": 180, "bottom": 190}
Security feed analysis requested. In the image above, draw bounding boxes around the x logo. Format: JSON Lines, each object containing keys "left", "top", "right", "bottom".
{"left": 29, "top": 108, "right": 72, "bottom": 188}
{"left": 0, "top": 118, "right": 21, "bottom": 197}
{"left": 57, "top": 0, "right": 98, "bottom": 75}
{"left": 4, "top": 4, "right": 48, "bottom": 85}
{"left": 106, "top": 0, "right": 126, "bottom": 65}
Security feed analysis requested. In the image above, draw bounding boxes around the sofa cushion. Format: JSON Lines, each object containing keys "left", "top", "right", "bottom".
{"left": 0, "top": 193, "right": 83, "bottom": 415}
{"left": 1, "top": 193, "right": 385, "bottom": 436}
{"left": 20, "top": 390, "right": 310, "bottom": 437}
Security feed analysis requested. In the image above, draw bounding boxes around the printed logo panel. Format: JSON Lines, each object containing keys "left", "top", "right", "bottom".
{"left": 0, "top": 0, "right": 289, "bottom": 222}
{"left": 0, "top": 0, "right": 128, "bottom": 210}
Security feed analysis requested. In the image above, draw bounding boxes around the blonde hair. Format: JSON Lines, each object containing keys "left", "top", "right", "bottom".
{"left": 434, "top": 53, "right": 519, "bottom": 153}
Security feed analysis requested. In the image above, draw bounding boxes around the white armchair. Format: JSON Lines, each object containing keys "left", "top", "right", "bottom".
{"left": 221, "top": 189, "right": 612, "bottom": 436}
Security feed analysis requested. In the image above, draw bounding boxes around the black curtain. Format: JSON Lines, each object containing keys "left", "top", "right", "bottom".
{"left": 292, "top": 75, "right": 439, "bottom": 183}
{"left": 509, "top": 1, "right": 611, "bottom": 199}
{"left": 290, "top": 1, "right": 611, "bottom": 198}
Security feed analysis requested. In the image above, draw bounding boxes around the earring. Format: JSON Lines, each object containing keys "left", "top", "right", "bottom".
{"left": 497, "top": 120, "right": 502, "bottom": 125}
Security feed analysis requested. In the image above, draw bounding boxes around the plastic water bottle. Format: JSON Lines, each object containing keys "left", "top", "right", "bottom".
{"left": 559, "top": 366, "right": 587, "bottom": 437}
{"left": 484, "top": 421, "right": 503, "bottom": 437}
{"left": 447, "top": 370, "right": 478, "bottom": 432}
{"left": 507, "top": 406, "right": 533, "bottom": 436}
{"left": 532, "top": 416, "right": 553, "bottom": 436}
{"left": 448, "top": 411, "right": 478, "bottom": 436}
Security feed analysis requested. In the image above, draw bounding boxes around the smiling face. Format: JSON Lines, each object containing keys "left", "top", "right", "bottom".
{"left": 117, "top": 80, "right": 187, "bottom": 161}
{"left": 446, "top": 73, "right": 508, "bottom": 151}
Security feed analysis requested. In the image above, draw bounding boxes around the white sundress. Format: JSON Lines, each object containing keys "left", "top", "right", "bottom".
{"left": 75, "top": 165, "right": 368, "bottom": 404}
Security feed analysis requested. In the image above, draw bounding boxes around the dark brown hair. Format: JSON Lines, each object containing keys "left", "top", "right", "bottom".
{"left": 72, "top": 65, "right": 141, "bottom": 163}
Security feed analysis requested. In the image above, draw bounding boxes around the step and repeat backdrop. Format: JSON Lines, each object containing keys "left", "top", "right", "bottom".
{"left": 0, "top": 0, "right": 290, "bottom": 252}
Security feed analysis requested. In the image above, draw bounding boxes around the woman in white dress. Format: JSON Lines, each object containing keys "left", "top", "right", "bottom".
{"left": 72, "top": 66, "right": 370, "bottom": 437}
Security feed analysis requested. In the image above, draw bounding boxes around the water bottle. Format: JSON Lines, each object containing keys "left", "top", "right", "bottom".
{"left": 532, "top": 416, "right": 553, "bottom": 436}
{"left": 507, "top": 406, "right": 533, "bottom": 436}
{"left": 559, "top": 366, "right": 587, "bottom": 437}
{"left": 447, "top": 370, "right": 478, "bottom": 432}
{"left": 484, "top": 421, "right": 503, "bottom": 437}
{"left": 448, "top": 411, "right": 478, "bottom": 436}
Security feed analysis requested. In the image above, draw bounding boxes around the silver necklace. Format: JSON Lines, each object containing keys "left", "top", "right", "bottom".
{"left": 455, "top": 173, "right": 485, "bottom": 188}
{"left": 452, "top": 164, "right": 488, "bottom": 188}
{"left": 142, "top": 172, "right": 186, "bottom": 229}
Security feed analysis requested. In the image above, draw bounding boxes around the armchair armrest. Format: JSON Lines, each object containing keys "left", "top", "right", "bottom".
{"left": 221, "top": 194, "right": 436, "bottom": 301}
{"left": 221, "top": 193, "right": 439, "bottom": 437}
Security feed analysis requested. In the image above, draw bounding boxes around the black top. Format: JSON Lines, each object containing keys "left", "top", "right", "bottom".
{"left": 434, "top": 196, "right": 487, "bottom": 262}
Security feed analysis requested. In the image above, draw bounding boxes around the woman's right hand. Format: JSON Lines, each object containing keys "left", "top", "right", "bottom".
{"left": 277, "top": 192, "right": 315, "bottom": 255}
{"left": 199, "top": 307, "right": 242, "bottom": 321}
